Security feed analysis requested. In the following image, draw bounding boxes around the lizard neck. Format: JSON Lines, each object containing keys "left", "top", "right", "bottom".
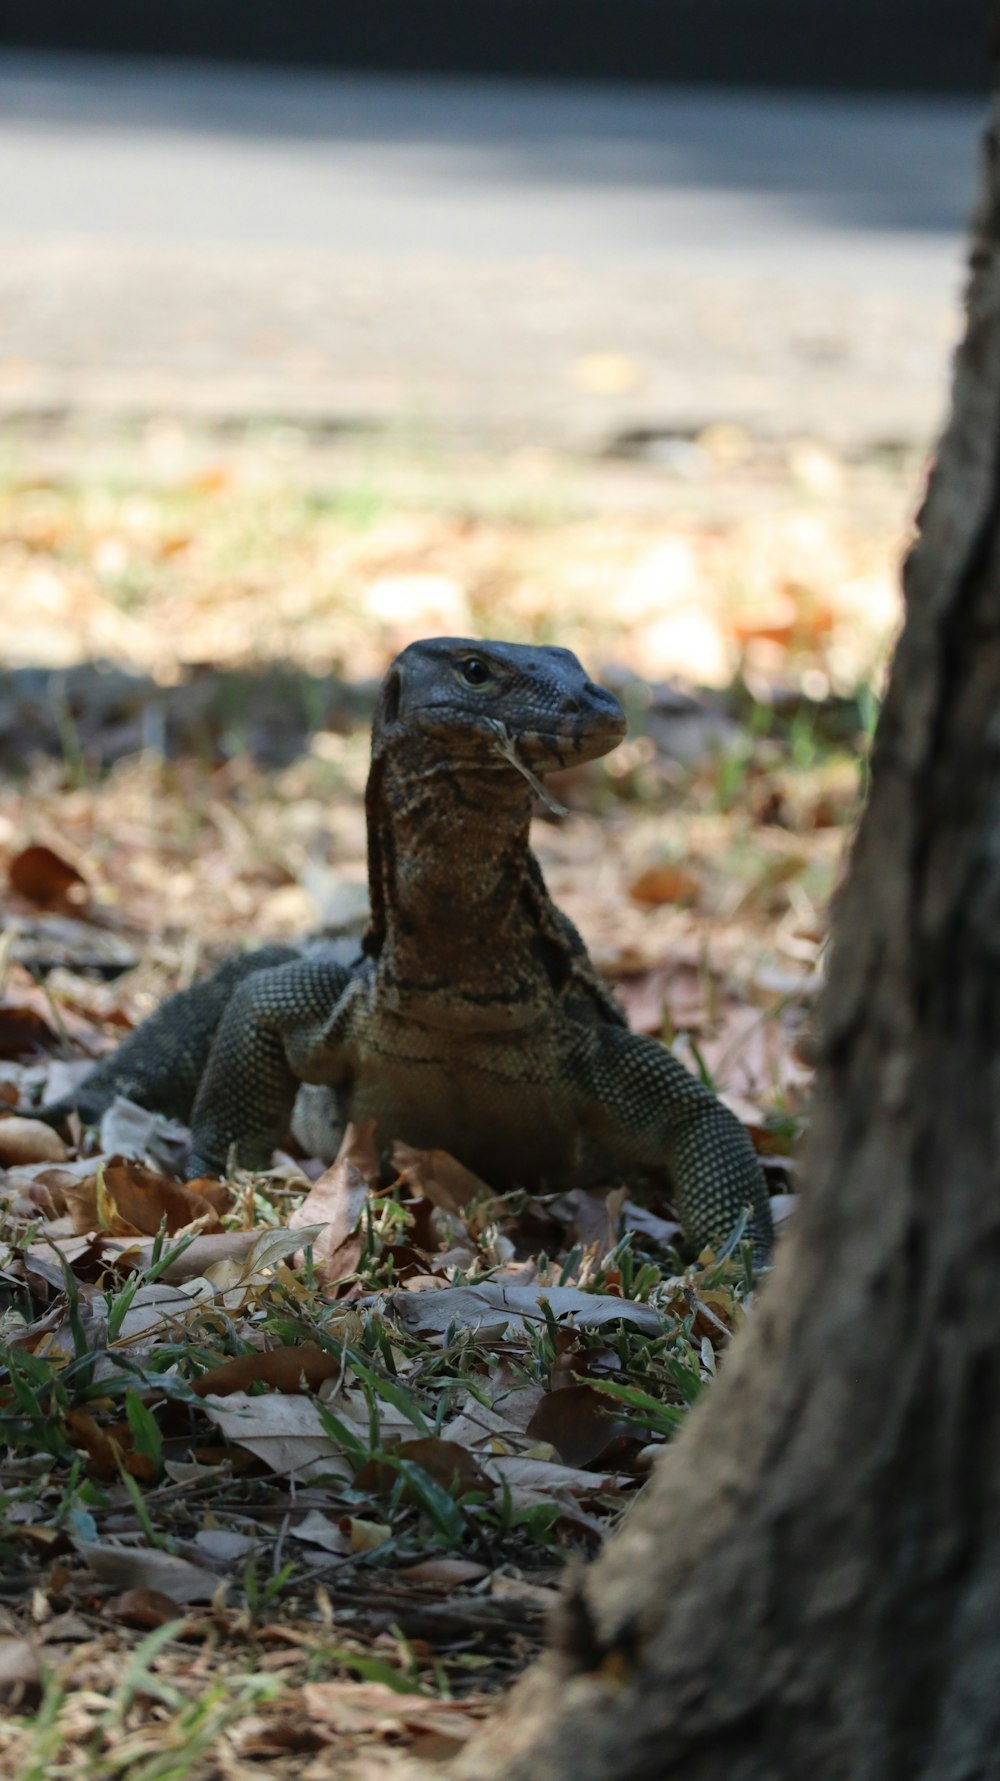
{"left": 367, "top": 738, "right": 553, "bottom": 1031}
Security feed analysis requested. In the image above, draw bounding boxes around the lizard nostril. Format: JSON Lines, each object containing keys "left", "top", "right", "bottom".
{"left": 563, "top": 696, "right": 580, "bottom": 714}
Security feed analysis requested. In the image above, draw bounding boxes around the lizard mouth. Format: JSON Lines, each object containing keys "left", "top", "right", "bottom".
{"left": 518, "top": 715, "right": 628, "bottom": 770}
{"left": 482, "top": 715, "right": 627, "bottom": 812}
{"left": 415, "top": 712, "right": 626, "bottom": 766}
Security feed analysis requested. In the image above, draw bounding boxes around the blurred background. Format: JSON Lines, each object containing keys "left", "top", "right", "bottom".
{"left": 0, "top": 13, "right": 990, "bottom": 1124}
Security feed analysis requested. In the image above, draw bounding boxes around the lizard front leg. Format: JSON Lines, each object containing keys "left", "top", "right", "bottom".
{"left": 577, "top": 1024, "right": 774, "bottom": 1266}
{"left": 188, "top": 958, "right": 355, "bottom": 1177}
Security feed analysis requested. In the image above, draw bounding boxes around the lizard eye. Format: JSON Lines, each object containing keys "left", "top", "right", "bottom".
{"left": 458, "top": 657, "right": 491, "bottom": 687}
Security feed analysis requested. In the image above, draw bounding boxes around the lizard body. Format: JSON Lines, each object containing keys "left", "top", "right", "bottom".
{"left": 43, "top": 639, "right": 772, "bottom": 1263}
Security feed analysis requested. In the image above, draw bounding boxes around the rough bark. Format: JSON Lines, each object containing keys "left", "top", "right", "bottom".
{"left": 453, "top": 95, "right": 1000, "bottom": 1781}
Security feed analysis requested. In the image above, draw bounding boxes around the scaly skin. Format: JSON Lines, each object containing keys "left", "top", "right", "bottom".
{"left": 43, "top": 639, "right": 773, "bottom": 1263}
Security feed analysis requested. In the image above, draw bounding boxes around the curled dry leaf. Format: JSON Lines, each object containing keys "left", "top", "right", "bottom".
{"left": 98, "top": 1094, "right": 186, "bottom": 1162}
{"left": 0, "top": 1115, "right": 68, "bottom": 1166}
{"left": 8, "top": 843, "right": 88, "bottom": 913}
{"left": 549, "top": 1185, "right": 626, "bottom": 1256}
{"left": 2, "top": 1164, "right": 82, "bottom": 1222}
{"left": 622, "top": 1198, "right": 682, "bottom": 1248}
{"left": 391, "top": 1140, "right": 496, "bottom": 1217}
{"left": 345, "top": 1517, "right": 393, "bottom": 1554}
{"left": 290, "top": 1120, "right": 377, "bottom": 1286}
{"left": 61, "top": 1158, "right": 226, "bottom": 1238}
{"left": 206, "top": 1222, "right": 328, "bottom": 1302}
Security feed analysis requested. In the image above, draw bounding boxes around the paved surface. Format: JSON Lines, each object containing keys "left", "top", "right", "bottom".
{"left": 0, "top": 53, "right": 986, "bottom": 447}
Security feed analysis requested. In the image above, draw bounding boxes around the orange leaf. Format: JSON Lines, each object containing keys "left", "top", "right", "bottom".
{"left": 8, "top": 844, "right": 88, "bottom": 912}
{"left": 399, "top": 1557, "right": 490, "bottom": 1587}
{"left": 64, "top": 1409, "right": 125, "bottom": 1481}
{"left": 62, "top": 1159, "right": 226, "bottom": 1238}
{"left": 0, "top": 1002, "right": 59, "bottom": 1058}
{"left": 191, "top": 1342, "right": 341, "bottom": 1398}
{"left": 0, "top": 1116, "right": 68, "bottom": 1166}
{"left": 628, "top": 865, "right": 701, "bottom": 907}
{"left": 105, "top": 1588, "right": 187, "bottom": 1629}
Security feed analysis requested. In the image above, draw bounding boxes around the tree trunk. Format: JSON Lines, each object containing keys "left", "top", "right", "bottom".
{"left": 454, "top": 95, "right": 1000, "bottom": 1781}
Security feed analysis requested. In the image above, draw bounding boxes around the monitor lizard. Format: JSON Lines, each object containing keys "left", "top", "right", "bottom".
{"left": 41, "top": 638, "right": 773, "bottom": 1263}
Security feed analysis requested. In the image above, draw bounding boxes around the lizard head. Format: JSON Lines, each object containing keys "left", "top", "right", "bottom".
{"left": 375, "top": 637, "right": 627, "bottom": 775}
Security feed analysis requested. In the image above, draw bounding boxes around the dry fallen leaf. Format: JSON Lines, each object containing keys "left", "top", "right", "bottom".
{"left": 489, "top": 1573, "right": 562, "bottom": 1609}
{"left": 74, "top": 1540, "right": 223, "bottom": 1603}
{"left": 441, "top": 1382, "right": 546, "bottom": 1450}
{"left": 64, "top": 1408, "right": 133, "bottom": 1481}
{"left": 355, "top": 1437, "right": 494, "bottom": 1503}
{"left": 105, "top": 1587, "right": 190, "bottom": 1629}
{"left": 0, "top": 1635, "right": 42, "bottom": 1707}
{"left": 0, "top": 1115, "right": 68, "bottom": 1166}
{"left": 9, "top": 844, "right": 88, "bottom": 912}
{"left": 187, "top": 1223, "right": 329, "bottom": 1306}
{"left": 345, "top": 1517, "right": 393, "bottom": 1554}
{"left": 199, "top": 1388, "right": 364, "bottom": 1480}
{"left": 290, "top": 1120, "right": 376, "bottom": 1285}
{"left": 396, "top": 1435, "right": 494, "bottom": 1495}
{"left": 628, "top": 864, "right": 702, "bottom": 907}
{"left": 526, "top": 1384, "right": 637, "bottom": 1469}
{"left": 191, "top": 1341, "right": 342, "bottom": 1399}
{"left": 0, "top": 1003, "right": 60, "bottom": 1058}
{"left": 483, "top": 1453, "right": 629, "bottom": 1511}
{"left": 391, "top": 1141, "right": 496, "bottom": 1217}
{"left": 398, "top": 1556, "right": 490, "bottom": 1587}
{"left": 192, "top": 1529, "right": 258, "bottom": 1565}
{"left": 61, "top": 1158, "right": 226, "bottom": 1238}
{"left": 302, "top": 1679, "right": 485, "bottom": 1742}
{"left": 388, "top": 1281, "right": 662, "bottom": 1339}
{"left": 124, "top": 1228, "right": 263, "bottom": 1282}
{"left": 288, "top": 1509, "right": 352, "bottom": 1555}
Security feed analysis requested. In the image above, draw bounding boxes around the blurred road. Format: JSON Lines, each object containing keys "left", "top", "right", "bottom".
{"left": 0, "top": 53, "right": 985, "bottom": 447}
